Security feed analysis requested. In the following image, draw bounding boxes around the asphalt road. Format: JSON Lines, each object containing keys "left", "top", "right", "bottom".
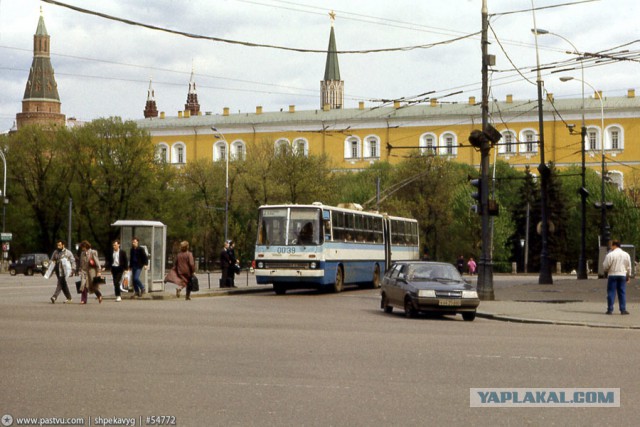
{"left": 1, "top": 274, "right": 638, "bottom": 426}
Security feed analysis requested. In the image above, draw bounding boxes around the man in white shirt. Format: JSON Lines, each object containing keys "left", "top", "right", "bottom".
{"left": 602, "top": 240, "right": 632, "bottom": 315}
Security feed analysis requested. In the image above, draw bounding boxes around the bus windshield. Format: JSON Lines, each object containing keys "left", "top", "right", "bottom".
{"left": 257, "top": 207, "right": 321, "bottom": 246}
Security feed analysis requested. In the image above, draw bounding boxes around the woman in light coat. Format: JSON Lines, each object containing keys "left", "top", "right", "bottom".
{"left": 79, "top": 240, "right": 103, "bottom": 304}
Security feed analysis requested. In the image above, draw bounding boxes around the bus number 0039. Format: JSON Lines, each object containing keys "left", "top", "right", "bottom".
{"left": 277, "top": 247, "right": 296, "bottom": 254}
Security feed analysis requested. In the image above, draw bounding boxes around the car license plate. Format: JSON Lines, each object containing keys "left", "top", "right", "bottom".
{"left": 439, "top": 299, "right": 461, "bottom": 306}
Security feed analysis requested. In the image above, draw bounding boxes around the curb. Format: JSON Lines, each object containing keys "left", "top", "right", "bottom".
{"left": 476, "top": 312, "right": 640, "bottom": 330}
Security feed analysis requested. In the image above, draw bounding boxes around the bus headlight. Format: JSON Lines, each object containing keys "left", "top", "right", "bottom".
{"left": 257, "top": 261, "right": 264, "bottom": 269}
{"left": 310, "top": 262, "right": 317, "bottom": 269}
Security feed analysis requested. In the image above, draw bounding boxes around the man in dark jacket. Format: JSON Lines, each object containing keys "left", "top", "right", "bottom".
{"left": 129, "top": 237, "right": 148, "bottom": 298}
{"left": 107, "top": 239, "right": 128, "bottom": 302}
{"left": 220, "top": 240, "right": 231, "bottom": 288}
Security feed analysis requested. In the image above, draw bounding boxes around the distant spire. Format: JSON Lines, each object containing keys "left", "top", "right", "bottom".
{"left": 16, "top": 9, "right": 65, "bottom": 129}
{"left": 184, "top": 64, "right": 200, "bottom": 116}
{"left": 144, "top": 78, "right": 158, "bottom": 118}
{"left": 320, "top": 12, "right": 344, "bottom": 109}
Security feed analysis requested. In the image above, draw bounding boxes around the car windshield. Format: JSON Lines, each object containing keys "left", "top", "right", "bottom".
{"left": 407, "top": 264, "right": 462, "bottom": 282}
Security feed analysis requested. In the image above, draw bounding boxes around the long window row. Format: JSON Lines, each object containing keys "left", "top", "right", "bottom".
{"left": 155, "top": 138, "right": 310, "bottom": 164}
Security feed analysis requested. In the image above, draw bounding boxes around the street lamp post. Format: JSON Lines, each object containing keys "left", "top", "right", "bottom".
{"left": 531, "top": 7, "right": 553, "bottom": 285}
{"left": 534, "top": 28, "right": 588, "bottom": 280}
{"left": 0, "top": 149, "right": 6, "bottom": 233}
{"left": 559, "top": 76, "right": 609, "bottom": 252}
{"left": 211, "top": 127, "right": 229, "bottom": 242}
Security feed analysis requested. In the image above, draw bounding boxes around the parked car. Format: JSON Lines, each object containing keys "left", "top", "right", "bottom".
{"left": 380, "top": 261, "right": 480, "bottom": 321}
{"left": 9, "top": 253, "right": 50, "bottom": 276}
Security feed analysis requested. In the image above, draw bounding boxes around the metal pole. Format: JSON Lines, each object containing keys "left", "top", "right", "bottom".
{"left": 67, "top": 198, "right": 72, "bottom": 250}
{"left": 477, "top": 0, "right": 494, "bottom": 300}
{"left": 0, "top": 150, "right": 6, "bottom": 233}
{"left": 225, "top": 142, "right": 229, "bottom": 242}
{"left": 524, "top": 202, "right": 530, "bottom": 273}
{"left": 531, "top": 1, "right": 553, "bottom": 284}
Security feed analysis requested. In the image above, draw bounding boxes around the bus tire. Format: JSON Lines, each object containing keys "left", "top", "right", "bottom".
{"left": 371, "top": 264, "right": 381, "bottom": 288}
{"left": 273, "top": 283, "right": 286, "bottom": 295}
{"left": 333, "top": 266, "right": 343, "bottom": 293}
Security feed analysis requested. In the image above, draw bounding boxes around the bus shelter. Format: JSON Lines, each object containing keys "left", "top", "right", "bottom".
{"left": 111, "top": 220, "right": 166, "bottom": 292}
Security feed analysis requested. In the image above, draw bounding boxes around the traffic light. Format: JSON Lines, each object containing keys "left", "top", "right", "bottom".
{"left": 470, "top": 177, "right": 482, "bottom": 215}
{"left": 468, "top": 124, "right": 502, "bottom": 148}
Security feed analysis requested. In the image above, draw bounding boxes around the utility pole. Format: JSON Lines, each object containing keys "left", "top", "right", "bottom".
{"left": 531, "top": 2, "right": 553, "bottom": 284}
{"left": 477, "top": 0, "right": 494, "bottom": 300}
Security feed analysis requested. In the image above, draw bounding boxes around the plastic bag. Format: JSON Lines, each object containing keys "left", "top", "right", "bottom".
{"left": 120, "top": 271, "right": 131, "bottom": 292}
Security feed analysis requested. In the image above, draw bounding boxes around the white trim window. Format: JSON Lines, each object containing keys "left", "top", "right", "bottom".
{"left": 606, "top": 125, "right": 624, "bottom": 151}
{"left": 586, "top": 126, "right": 600, "bottom": 151}
{"left": 499, "top": 130, "right": 517, "bottom": 155}
{"left": 213, "top": 141, "right": 227, "bottom": 162}
{"left": 231, "top": 140, "right": 246, "bottom": 161}
{"left": 292, "top": 138, "right": 309, "bottom": 157}
{"left": 440, "top": 132, "right": 457, "bottom": 156}
{"left": 274, "top": 138, "right": 290, "bottom": 156}
{"left": 519, "top": 129, "right": 538, "bottom": 153}
{"left": 344, "top": 136, "right": 361, "bottom": 160}
{"left": 364, "top": 135, "right": 381, "bottom": 159}
{"left": 419, "top": 132, "right": 437, "bottom": 155}
{"left": 155, "top": 143, "right": 169, "bottom": 163}
{"left": 171, "top": 142, "right": 186, "bottom": 164}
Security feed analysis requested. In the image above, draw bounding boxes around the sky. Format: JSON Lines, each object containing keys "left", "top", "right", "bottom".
{"left": 1, "top": 0, "right": 638, "bottom": 132}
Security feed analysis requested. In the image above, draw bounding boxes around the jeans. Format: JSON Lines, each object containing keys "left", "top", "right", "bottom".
{"left": 607, "top": 275, "right": 627, "bottom": 312}
{"left": 132, "top": 268, "right": 145, "bottom": 294}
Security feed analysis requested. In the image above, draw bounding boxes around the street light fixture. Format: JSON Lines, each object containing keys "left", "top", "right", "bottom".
{"left": 211, "top": 127, "right": 229, "bottom": 242}
{"left": 533, "top": 28, "right": 588, "bottom": 280}
{"left": 559, "top": 76, "right": 609, "bottom": 256}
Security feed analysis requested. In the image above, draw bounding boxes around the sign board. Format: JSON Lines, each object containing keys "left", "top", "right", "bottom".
{"left": 0, "top": 232, "right": 12, "bottom": 242}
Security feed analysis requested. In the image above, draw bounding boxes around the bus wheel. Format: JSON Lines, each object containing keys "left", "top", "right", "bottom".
{"left": 371, "top": 264, "right": 381, "bottom": 288}
{"left": 333, "top": 266, "right": 343, "bottom": 293}
{"left": 273, "top": 283, "right": 286, "bottom": 295}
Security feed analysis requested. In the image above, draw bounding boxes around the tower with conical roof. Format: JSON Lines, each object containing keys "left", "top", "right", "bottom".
{"left": 16, "top": 8, "right": 65, "bottom": 129}
{"left": 320, "top": 11, "right": 344, "bottom": 109}
{"left": 144, "top": 79, "right": 159, "bottom": 118}
{"left": 184, "top": 67, "right": 200, "bottom": 116}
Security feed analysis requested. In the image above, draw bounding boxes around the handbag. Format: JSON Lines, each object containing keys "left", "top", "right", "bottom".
{"left": 75, "top": 280, "right": 82, "bottom": 294}
{"left": 92, "top": 276, "right": 106, "bottom": 285}
{"left": 189, "top": 275, "right": 199, "bottom": 292}
{"left": 89, "top": 258, "right": 96, "bottom": 267}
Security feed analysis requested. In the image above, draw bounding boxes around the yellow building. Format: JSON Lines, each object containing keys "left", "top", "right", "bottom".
{"left": 137, "top": 22, "right": 640, "bottom": 189}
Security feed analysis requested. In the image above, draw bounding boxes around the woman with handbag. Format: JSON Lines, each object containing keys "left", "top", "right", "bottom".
{"left": 79, "top": 240, "right": 103, "bottom": 304}
{"left": 165, "top": 241, "right": 195, "bottom": 300}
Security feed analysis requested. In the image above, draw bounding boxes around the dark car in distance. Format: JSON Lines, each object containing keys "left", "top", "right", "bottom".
{"left": 9, "top": 253, "right": 50, "bottom": 276}
{"left": 380, "top": 261, "right": 480, "bottom": 321}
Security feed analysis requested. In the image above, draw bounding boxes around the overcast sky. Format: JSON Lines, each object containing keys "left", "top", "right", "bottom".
{"left": 1, "top": 0, "right": 638, "bottom": 131}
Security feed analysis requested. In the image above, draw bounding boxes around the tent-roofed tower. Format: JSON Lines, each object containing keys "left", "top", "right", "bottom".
{"left": 184, "top": 66, "right": 200, "bottom": 116}
{"left": 320, "top": 11, "right": 344, "bottom": 110}
{"left": 16, "top": 8, "right": 65, "bottom": 129}
{"left": 144, "top": 78, "right": 159, "bottom": 118}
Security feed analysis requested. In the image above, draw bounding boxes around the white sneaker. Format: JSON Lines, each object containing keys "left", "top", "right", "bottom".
{"left": 116, "top": 296, "right": 122, "bottom": 302}
{"left": 64, "top": 299, "right": 72, "bottom": 304}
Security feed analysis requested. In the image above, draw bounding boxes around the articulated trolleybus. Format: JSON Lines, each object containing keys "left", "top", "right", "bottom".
{"left": 254, "top": 202, "right": 419, "bottom": 294}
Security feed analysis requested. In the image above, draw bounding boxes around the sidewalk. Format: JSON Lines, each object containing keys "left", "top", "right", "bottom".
{"left": 135, "top": 271, "right": 640, "bottom": 329}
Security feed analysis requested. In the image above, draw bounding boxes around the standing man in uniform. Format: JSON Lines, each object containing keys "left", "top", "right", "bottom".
{"left": 603, "top": 239, "right": 632, "bottom": 315}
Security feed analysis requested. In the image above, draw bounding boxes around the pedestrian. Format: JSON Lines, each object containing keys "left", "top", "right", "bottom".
{"left": 78, "top": 240, "right": 103, "bottom": 304}
{"left": 49, "top": 239, "right": 76, "bottom": 304}
{"left": 467, "top": 257, "right": 477, "bottom": 275}
{"left": 220, "top": 240, "right": 232, "bottom": 288}
{"left": 227, "top": 240, "right": 239, "bottom": 288}
{"left": 106, "top": 239, "right": 128, "bottom": 302}
{"left": 165, "top": 241, "right": 196, "bottom": 300}
{"left": 602, "top": 239, "right": 632, "bottom": 315}
{"left": 456, "top": 255, "right": 465, "bottom": 274}
{"left": 129, "top": 237, "right": 149, "bottom": 298}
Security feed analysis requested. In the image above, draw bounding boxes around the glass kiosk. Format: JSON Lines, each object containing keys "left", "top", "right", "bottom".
{"left": 111, "top": 220, "right": 166, "bottom": 292}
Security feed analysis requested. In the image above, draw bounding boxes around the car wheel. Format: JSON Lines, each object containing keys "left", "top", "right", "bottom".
{"left": 26, "top": 268, "right": 34, "bottom": 276}
{"left": 9, "top": 268, "right": 16, "bottom": 276}
{"left": 371, "top": 264, "right": 381, "bottom": 289}
{"left": 462, "top": 311, "right": 476, "bottom": 321}
{"left": 333, "top": 266, "right": 343, "bottom": 293}
{"left": 381, "top": 293, "right": 393, "bottom": 313}
{"left": 273, "top": 283, "right": 286, "bottom": 295}
{"left": 404, "top": 297, "right": 417, "bottom": 318}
